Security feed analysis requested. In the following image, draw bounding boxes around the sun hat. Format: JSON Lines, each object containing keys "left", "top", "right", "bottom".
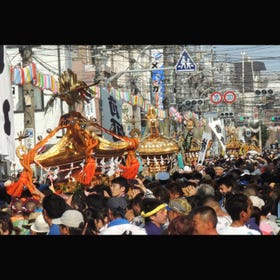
{"left": 30, "top": 214, "right": 50, "bottom": 233}
{"left": 52, "top": 210, "right": 84, "bottom": 228}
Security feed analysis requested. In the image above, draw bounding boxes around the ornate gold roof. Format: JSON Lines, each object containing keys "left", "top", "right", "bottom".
{"left": 137, "top": 136, "right": 179, "bottom": 155}
{"left": 137, "top": 106, "right": 179, "bottom": 156}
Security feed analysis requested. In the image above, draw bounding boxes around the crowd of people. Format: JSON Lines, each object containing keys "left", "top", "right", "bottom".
{"left": 1, "top": 150, "right": 280, "bottom": 235}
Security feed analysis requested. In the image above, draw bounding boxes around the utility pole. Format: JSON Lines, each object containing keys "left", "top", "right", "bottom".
{"left": 94, "top": 45, "right": 106, "bottom": 131}
{"left": 57, "top": 45, "right": 67, "bottom": 137}
{"left": 211, "top": 48, "right": 215, "bottom": 86}
{"left": 128, "top": 46, "right": 141, "bottom": 134}
{"left": 241, "top": 51, "right": 245, "bottom": 94}
{"left": 57, "top": 45, "right": 64, "bottom": 115}
{"left": 94, "top": 45, "right": 106, "bottom": 87}
{"left": 163, "top": 45, "right": 172, "bottom": 137}
{"left": 19, "top": 46, "right": 36, "bottom": 150}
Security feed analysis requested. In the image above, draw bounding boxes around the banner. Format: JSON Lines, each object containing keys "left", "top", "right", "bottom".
{"left": 197, "top": 131, "right": 211, "bottom": 165}
{"left": 101, "top": 88, "right": 124, "bottom": 142}
{"left": 208, "top": 119, "right": 226, "bottom": 153}
{"left": 151, "top": 52, "right": 165, "bottom": 110}
{"left": 0, "top": 45, "right": 15, "bottom": 162}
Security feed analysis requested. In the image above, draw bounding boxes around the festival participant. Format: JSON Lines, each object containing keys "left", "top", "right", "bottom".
{"left": 0, "top": 211, "right": 13, "bottom": 235}
{"left": 42, "top": 193, "right": 70, "bottom": 235}
{"left": 53, "top": 209, "right": 85, "bottom": 235}
{"left": 219, "top": 193, "right": 261, "bottom": 235}
{"left": 141, "top": 198, "right": 169, "bottom": 235}
{"left": 190, "top": 205, "right": 219, "bottom": 235}
{"left": 99, "top": 197, "right": 146, "bottom": 235}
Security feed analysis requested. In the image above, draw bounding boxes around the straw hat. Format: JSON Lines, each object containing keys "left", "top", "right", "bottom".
{"left": 30, "top": 214, "right": 50, "bottom": 233}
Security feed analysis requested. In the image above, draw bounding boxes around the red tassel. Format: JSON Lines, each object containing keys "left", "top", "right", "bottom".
{"left": 81, "top": 157, "right": 96, "bottom": 185}
{"left": 120, "top": 159, "right": 140, "bottom": 179}
{"left": 6, "top": 172, "right": 29, "bottom": 197}
{"left": 6, "top": 181, "right": 20, "bottom": 196}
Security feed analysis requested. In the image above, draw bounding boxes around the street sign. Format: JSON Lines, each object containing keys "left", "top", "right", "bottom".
{"left": 223, "top": 91, "right": 237, "bottom": 104}
{"left": 175, "top": 49, "right": 196, "bottom": 73}
{"left": 24, "top": 128, "right": 34, "bottom": 138}
{"left": 24, "top": 128, "right": 34, "bottom": 149}
{"left": 210, "top": 91, "right": 223, "bottom": 104}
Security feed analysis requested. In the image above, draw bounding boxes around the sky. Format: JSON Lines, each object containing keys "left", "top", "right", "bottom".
{"left": 210, "top": 45, "right": 280, "bottom": 73}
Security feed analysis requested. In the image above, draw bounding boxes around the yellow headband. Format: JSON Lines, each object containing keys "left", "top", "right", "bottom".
{"left": 141, "top": 203, "right": 168, "bottom": 218}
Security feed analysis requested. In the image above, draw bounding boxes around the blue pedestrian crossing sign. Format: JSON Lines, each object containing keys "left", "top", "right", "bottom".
{"left": 175, "top": 49, "right": 196, "bottom": 73}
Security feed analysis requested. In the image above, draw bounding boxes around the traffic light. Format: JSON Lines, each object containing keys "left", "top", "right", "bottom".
{"left": 255, "top": 89, "right": 273, "bottom": 95}
{"left": 271, "top": 116, "right": 280, "bottom": 121}
{"left": 220, "top": 112, "right": 234, "bottom": 119}
{"left": 184, "top": 99, "right": 204, "bottom": 107}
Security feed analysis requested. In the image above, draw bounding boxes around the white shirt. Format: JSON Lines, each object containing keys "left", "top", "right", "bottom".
{"left": 219, "top": 225, "right": 261, "bottom": 235}
{"left": 216, "top": 215, "right": 232, "bottom": 233}
{"left": 99, "top": 218, "right": 147, "bottom": 235}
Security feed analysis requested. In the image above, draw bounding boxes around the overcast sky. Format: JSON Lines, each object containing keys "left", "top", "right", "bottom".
{"left": 210, "top": 45, "right": 280, "bottom": 73}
